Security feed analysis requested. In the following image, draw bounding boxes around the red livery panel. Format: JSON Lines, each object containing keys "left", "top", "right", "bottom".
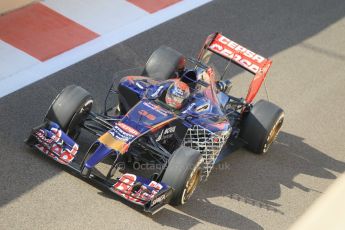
{"left": 206, "top": 33, "right": 272, "bottom": 103}
{"left": 208, "top": 33, "right": 270, "bottom": 74}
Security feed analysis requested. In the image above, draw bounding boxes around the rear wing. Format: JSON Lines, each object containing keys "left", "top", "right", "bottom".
{"left": 198, "top": 33, "right": 272, "bottom": 103}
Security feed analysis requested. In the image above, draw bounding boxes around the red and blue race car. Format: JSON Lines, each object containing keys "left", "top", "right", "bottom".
{"left": 26, "top": 33, "right": 284, "bottom": 214}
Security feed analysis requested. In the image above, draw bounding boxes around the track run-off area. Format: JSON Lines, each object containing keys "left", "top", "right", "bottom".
{"left": 1, "top": 0, "right": 345, "bottom": 229}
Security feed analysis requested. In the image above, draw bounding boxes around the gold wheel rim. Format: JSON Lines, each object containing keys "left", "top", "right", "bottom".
{"left": 183, "top": 164, "right": 202, "bottom": 203}
{"left": 264, "top": 115, "right": 284, "bottom": 152}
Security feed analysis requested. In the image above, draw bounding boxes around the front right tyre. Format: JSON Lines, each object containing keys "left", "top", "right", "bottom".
{"left": 45, "top": 85, "right": 93, "bottom": 139}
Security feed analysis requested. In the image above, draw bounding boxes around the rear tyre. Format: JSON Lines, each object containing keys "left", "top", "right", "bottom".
{"left": 162, "top": 146, "right": 203, "bottom": 206}
{"left": 240, "top": 100, "right": 284, "bottom": 154}
{"left": 143, "top": 46, "right": 185, "bottom": 80}
{"left": 45, "top": 85, "right": 93, "bottom": 138}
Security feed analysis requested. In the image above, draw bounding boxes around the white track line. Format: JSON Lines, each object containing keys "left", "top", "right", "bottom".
{"left": 43, "top": 0, "right": 148, "bottom": 35}
{"left": 0, "top": 41, "right": 39, "bottom": 81}
{"left": 0, "top": 0, "right": 212, "bottom": 98}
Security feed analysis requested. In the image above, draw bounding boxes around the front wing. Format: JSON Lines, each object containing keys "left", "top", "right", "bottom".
{"left": 25, "top": 121, "right": 173, "bottom": 214}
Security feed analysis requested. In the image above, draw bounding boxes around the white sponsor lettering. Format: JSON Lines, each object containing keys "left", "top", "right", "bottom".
{"left": 164, "top": 126, "right": 176, "bottom": 134}
{"left": 110, "top": 126, "right": 135, "bottom": 142}
{"left": 209, "top": 35, "right": 267, "bottom": 74}
{"left": 244, "top": 49, "right": 255, "bottom": 58}
{"left": 196, "top": 103, "right": 209, "bottom": 112}
{"left": 156, "top": 126, "right": 176, "bottom": 141}
{"left": 151, "top": 194, "right": 166, "bottom": 206}
{"left": 143, "top": 102, "right": 169, "bottom": 116}
{"left": 216, "top": 35, "right": 265, "bottom": 64}
{"left": 252, "top": 54, "right": 265, "bottom": 63}
{"left": 235, "top": 45, "right": 246, "bottom": 53}
{"left": 151, "top": 85, "right": 164, "bottom": 98}
{"left": 210, "top": 43, "right": 261, "bottom": 73}
{"left": 228, "top": 41, "right": 238, "bottom": 49}
{"left": 117, "top": 122, "right": 140, "bottom": 136}
{"left": 136, "top": 82, "right": 144, "bottom": 89}
{"left": 219, "top": 35, "right": 230, "bottom": 44}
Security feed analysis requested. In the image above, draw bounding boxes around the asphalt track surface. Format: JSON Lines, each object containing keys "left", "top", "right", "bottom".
{"left": 1, "top": 0, "right": 345, "bottom": 229}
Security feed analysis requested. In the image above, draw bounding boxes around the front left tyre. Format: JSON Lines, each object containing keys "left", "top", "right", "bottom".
{"left": 161, "top": 146, "right": 203, "bottom": 206}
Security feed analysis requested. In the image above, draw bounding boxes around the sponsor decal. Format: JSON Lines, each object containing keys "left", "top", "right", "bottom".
{"left": 151, "top": 85, "right": 164, "bottom": 98}
{"left": 196, "top": 103, "right": 209, "bottom": 112}
{"left": 117, "top": 122, "right": 140, "bottom": 136}
{"left": 151, "top": 194, "right": 166, "bottom": 206}
{"left": 109, "top": 125, "right": 135, "bottom": 142}
{"left": 182, "top": 102, "right": 196, "bottom": 114}
{"left": 138, "top": 110, "right": 156, "bottom": 121}
{"left": 34, "top": 128, "right": 77, "bottom": 164}
{"left": 143, "top": 102, "right": 169, "bottom": 116}
{"left": 35, "top": 130, "right": 53, "bottom": 144}
{"left": 98, "top": 132, "right": 129, "bottom": 153}
{"left": 113, "top": 174, "right": 164, "bottom": 205}
{"left": 113, "top": 174, "right": 137, "bottom": 200}
{"left": 209, "top": 34, "right": 267, "bottom": 74}
{"left": 136, "top": 82, "right": 144, "bottom": 89}
{"left": 156, "top": 126, "right": 176, "bottom": 141}
{"left": 163, "top": 126, "right": 176, "bottom": 134}
{"left": 174, "top": 86, "right": 184, "bottom": 97}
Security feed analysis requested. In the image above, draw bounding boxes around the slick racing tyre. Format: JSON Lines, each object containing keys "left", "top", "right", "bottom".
{"left": 143, "top": 46, "right": 185, "bottom": 80}
{"left": 45, "top": 85, "right": 93, "bottom": 138}
{"left": 240, "top": 100, "right": 284, "bottom": 154}
{"left": 162, "top": 146, "right": 203, "bottom": 206}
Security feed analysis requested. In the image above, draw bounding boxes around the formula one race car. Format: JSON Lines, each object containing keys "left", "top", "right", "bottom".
{"left": 26, "top": 33, "right": 284, "bottom": 214}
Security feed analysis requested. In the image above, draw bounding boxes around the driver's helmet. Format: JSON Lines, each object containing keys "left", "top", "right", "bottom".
{"left": 165, "top": 79, "right": 190, "bottom": 109}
